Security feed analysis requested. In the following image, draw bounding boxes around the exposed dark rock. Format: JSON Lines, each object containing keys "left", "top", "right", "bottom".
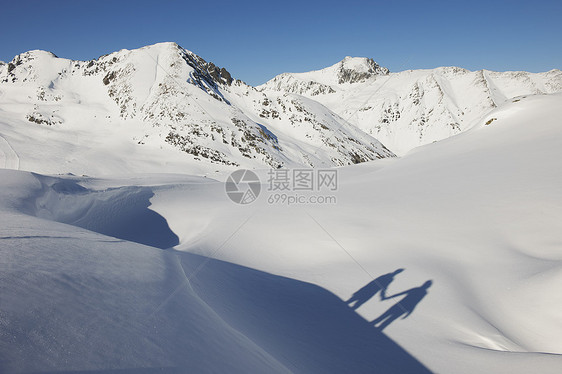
{"left": 337, "top": 58, "right": 389, "bottom": 84}
{"left": 103, "top": 71, "right": 116, "bottom": 85}
{"left": 165, "top": 132, "right": 239, "bottom": 166}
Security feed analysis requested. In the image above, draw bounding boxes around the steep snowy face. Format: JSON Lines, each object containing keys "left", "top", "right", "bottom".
{"left": 261, "top": 62, "right": 562, "bottom": 155}
{"left": 0, "top": 43, "right": 393, "bottom": 174}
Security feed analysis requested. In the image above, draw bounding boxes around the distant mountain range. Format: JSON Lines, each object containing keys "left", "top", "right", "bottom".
{"left": 260, "top": 56, "right": 562, "bottom": 155}
{"left": 0, "top": 42, "right": 560, "bottom": 173}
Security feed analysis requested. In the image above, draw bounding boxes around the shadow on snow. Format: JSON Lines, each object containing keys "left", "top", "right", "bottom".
{"left": 32, "top": 175, "right": 179, "bottom": 249}
{"left": 23, "top": 174, "right": 431, "bottom": 373}
{"left": 178, "top": 253, "right": 433, "bottom": 374}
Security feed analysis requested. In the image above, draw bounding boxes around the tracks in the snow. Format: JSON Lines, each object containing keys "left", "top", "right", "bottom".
{"left": 0, "top": 132, "right": 20, "bottom": 170}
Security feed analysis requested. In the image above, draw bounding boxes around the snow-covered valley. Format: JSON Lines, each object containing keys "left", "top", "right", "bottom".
{"left": 1, "top": 43, "right": 562, "bottom": 373}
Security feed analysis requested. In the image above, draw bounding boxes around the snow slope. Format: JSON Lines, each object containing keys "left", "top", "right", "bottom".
{"left": 260, "top": 59, "right": 562, "bottom": 155}
{"left": 150, "top": 93, "right": 562, "bottom": 373}
{"left": 0, "top": 171, "right": 292, "bottom": 373}
{"left": 0, "top": 170, "right": 430, "bottom": 373}
{"left": 2, "top": 93, "right": 561, "bottom": 373}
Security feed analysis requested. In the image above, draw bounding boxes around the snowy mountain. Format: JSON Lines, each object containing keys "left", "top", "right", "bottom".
{"left": 0, "top": 43, "right": 394, "bottom": 176}
{"left": 2, "top": 93, "right": 562, "bottom": 373}
{"left": 2, "top": 41, "right": 562, "bottom": 373}
{"left": 260, "top": 58, "right": 562, "bottom": 155}
{"left": 2, "top": 42, "right": 559, "bottom": 174}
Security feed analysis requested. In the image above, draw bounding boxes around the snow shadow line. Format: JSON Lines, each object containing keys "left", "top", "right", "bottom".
{"left": 178, "top": 252, "right": 433, "bottom": 374}
{"left": 31, "top": 174, "right": 179, "bottom": 249}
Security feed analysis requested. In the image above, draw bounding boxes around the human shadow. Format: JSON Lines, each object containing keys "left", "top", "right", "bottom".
{"left": 346, "top": 269, "right": 404, "bottom": 310}
{"left": 372, "top": 281, "right": 432, "bottom": 331}
{"left": 178, "top": 253, "right": 432, "bottom": 374}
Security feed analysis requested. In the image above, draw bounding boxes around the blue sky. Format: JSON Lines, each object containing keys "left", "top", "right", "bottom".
{"left": 1, "top": 0, "right": 560, "bottom": 86}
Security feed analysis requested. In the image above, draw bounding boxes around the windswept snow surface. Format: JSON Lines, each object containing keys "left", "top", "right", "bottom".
{"left": 1, "top": 91, "right": 562, "bottom": 373}
{"left": 156, "top": 93, "right": 562, "bottom": 373}
{"left": 0, "top": 171, "right": 291, "bottom": 373}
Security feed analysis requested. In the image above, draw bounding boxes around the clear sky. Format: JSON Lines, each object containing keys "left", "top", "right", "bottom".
{"left": 1, "top": 0, "right": 560, "bottom": 86}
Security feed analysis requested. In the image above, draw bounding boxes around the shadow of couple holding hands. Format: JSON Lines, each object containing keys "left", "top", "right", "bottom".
{"left": 346, "top": 269, "right": 432, "bottom": 330}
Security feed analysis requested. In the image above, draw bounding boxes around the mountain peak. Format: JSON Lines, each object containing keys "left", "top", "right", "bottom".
{"left": 11, "top": 50, "right": 59, "bottom": 64}
{"left": 334, "top": 56, "right": 389, "bottom": 83}
{"left": 138, "top": 41, "right": 182, "bottom": 55}
{"left": 260, "top": 56, "right": 389, "bottom": 91}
